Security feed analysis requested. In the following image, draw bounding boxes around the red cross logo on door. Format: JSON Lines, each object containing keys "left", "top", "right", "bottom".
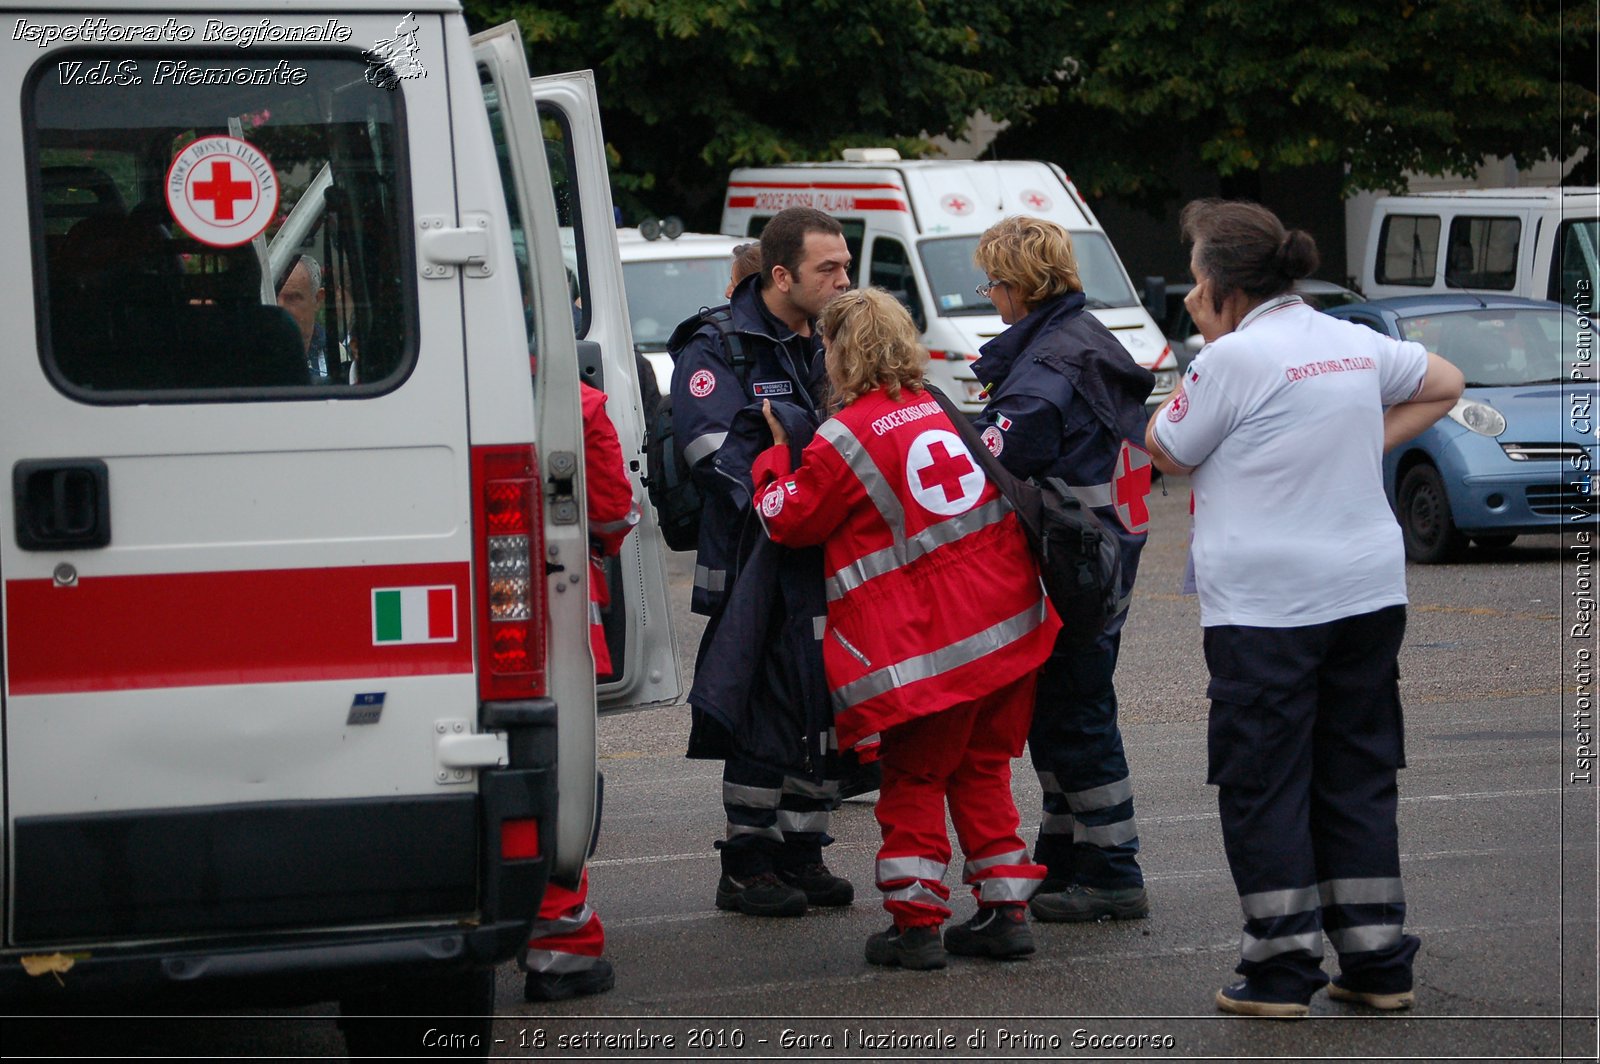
{"left": 191, "top": 160, "right": 254, "bottom": 222}
{"left": 164, "top": 135, "right": 279, "bottom": 248}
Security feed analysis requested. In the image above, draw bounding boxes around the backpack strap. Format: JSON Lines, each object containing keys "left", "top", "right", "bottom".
{"left": 692, "top": 305, "right": 757, "bottom": 396}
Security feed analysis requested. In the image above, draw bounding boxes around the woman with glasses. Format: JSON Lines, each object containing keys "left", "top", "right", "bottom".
{"left": 969, "top": 215, "right": 1157, "bottom": 927}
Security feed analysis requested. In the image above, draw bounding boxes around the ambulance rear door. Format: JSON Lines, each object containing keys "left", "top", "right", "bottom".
{"left": 529, "top": 68, "right": 680, "bottom": 712}
{"left": 0, "top": 8, "right": 488, "bottom": 948}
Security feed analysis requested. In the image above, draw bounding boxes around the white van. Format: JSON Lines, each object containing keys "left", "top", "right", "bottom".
{"left": 722, "top": 151, "right": 1178, "bottom": 412}
{"left": 0, "top": 4, "right": 676, "bottom": 1051}
{"left": 1358, "top": 187, "right": 1598, "bottom": 305}
{"left": 562, "top": 227, "right": 748, "bottom": 395}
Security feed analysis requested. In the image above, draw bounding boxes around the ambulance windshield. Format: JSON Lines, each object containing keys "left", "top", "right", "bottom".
{"left": 622, "top": 258, "right": 732, "bottom": 350}
{"left": 31, "top": 55, "right": 410, "bottom": 398}
{"left": 919, "top": 232, "right": 1139, "bottom": 316}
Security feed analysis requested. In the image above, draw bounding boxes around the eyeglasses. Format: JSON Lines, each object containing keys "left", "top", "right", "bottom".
{"left": 976, "top": 279, "right": 1005, "bottom": 298}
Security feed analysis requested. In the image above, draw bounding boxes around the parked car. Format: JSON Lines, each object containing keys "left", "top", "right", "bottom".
{"left": 1324, "top": 295, "right": 1592, "bottom": 562}
{"left": 1164, "top": 279, "right": 1366, "bottom": 368}
{"left": 617, "top": 228, "right": 748, "bottom": 393}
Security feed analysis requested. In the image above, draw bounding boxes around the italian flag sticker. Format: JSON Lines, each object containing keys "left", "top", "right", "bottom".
{"left": 372, "top": 586, "right": 457, "bottom": 645}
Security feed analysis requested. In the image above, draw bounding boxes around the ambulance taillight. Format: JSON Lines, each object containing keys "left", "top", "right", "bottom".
{"left": 471, "top": 444, "right": 546, "bottom": 700}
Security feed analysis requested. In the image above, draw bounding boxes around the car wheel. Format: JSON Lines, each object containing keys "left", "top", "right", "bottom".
{"left": 340, "top": 966, "right": 496, "bottom": 1059}
{"left": 1398, "top": 465, "right": 1466, "bottom": 564}
{"left": 1472, "top": 534, "right": 1517, "bottom": 552}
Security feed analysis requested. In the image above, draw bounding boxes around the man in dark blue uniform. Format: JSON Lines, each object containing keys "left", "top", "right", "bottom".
{"left": 971, "top": 216, "right": 1155, "bottom": 922}
{"left": 671, "top": 207, "right": 854, "bottom": 917}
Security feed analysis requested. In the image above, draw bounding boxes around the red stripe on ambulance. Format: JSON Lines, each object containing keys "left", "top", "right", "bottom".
{"left": 5, "top": 562, "right": 473, "bottom": 694}
{"left": 726, "top": 180, "right": 909, "bottom": 213}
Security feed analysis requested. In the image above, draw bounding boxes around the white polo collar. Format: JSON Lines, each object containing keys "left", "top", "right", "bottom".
{"left": 1237, "top": 293, "right": 1305, "bottom": 331}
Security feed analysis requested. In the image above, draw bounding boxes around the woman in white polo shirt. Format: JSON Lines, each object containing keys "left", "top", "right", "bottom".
{"left": 1146, "top": 200, "right": 1463, "bottom": 1019}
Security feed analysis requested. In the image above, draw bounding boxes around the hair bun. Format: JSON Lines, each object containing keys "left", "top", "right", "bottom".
{"left": 1278, "top": 229, "right": 1320, "bottom": 281}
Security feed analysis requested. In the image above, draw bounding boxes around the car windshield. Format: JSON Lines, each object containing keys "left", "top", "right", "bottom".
{"left": 622, "top": 257, "right": 732, "bottom": 349}
{"left": 1398, "top": 307, "right": 1579, "bottom": 386}
{"left": 919, "top": 232, "right": 1139, "bottom": 316}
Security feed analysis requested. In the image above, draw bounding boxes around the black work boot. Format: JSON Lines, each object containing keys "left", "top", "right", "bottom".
{"left": 524, "top": 959, "right": 615, "bottom": 1002}
{"left": 777, "top": 862, "right": 854, "bottom": 906}
{"left": 1029, "top": 882, "right": 1149, "bottom": 923}
{"left": 943, "top": 904, "right": 1035, "bottom": 959}
{"left": 715, "top": 872, "right": 807, "bottom": 917}
{"left": 864, "top": 924, "right": 946, "bottom": 970}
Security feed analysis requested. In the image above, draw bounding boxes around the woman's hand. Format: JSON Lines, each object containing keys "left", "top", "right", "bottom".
{"left": 762, "top": 399, "right": 789, "bottom": 447}
{"left": 1185, "top": 277, "right": 1233, "bottom": 344}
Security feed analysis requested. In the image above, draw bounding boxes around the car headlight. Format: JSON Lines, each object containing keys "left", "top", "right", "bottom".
{"left": 1446, "top": 397, "right": 1506, "bottom": 437}
{"left": 1152, "top": 369, "right": 1179, "bottom": 395}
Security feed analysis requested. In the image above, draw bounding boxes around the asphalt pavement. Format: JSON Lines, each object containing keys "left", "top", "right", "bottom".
{"left": 13, "top": 474, "right": 1597, "bottom": 1060}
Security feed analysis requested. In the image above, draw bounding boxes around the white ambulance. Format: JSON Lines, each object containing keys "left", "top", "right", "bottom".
{"left": 0, "top": 2, "right": 676, "bottom": 1052}
{"left": 722, "top": 151, "right": 1179, "bottom": 412}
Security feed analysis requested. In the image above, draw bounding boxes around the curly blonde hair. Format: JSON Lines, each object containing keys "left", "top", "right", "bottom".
{"left": 817, "top": 288, "right": 927, "bottom": 407}
{"left": 973, "top": 215, "right": 1082, "bottom": 309}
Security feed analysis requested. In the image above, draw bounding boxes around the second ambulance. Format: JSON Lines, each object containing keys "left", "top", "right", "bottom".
{"left": 723, "top": 150, "right": 1178, "bottom": 413}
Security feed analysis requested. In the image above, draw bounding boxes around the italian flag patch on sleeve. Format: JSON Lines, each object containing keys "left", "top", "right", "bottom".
{"left": 372, "top": 586, "right": 457, "bottom": 645}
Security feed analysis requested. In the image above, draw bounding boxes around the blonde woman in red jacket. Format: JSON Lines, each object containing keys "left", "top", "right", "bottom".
{"left": 754, "top": 287, "right": 1061, "bottom": 970}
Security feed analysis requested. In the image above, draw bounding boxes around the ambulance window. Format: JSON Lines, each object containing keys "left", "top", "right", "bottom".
{"left": 1551, "top": 219, "right": 1599, "bottom": 306}
{"left": 1444, "top": 216, "right": 1520, "bottom": 291}
{"left": 746, "top": 215, "right": 862, "bottom": 285}
{"left": 538, "top": 103, "right": 591, "bottom": 339}
{"left": 868, "top": 237, "right": 925, "bottom": 330}
{"left": 1376, "top": 214, "right": 1441, "bottom": 287}
{"left": 481, "top": 67, "right": 538, "bottom": 356}
{"left": 30, "top": 54, "right": 413, "bottom": 399}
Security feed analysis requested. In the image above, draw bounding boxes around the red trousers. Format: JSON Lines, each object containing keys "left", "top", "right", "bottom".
{"left": 874, "top": 673, "right": 1047, "bottom": 928}
{"left": 522, "top": 868, "right": 606, "bottom": 975}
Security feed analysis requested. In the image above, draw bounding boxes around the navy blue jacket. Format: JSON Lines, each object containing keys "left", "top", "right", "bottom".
{"left": 972, "top": 292, "right": 1156, "bottom": 643}
{"left": 685, "top": 401, "right": 830, "bottom": 778}
{"left": 668, "top": 273, "right": 825, "bottom": 617}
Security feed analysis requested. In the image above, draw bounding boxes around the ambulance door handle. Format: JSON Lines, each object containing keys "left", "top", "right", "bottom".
{"left": 13, "top": 459, "right": 110, "bottom": 550}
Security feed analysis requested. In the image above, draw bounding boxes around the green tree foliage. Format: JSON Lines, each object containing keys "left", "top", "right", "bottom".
{"left": 994, "top": 0, "right": 1596, "bottom": 203}
{"left": 465, "top": 0, "right": 1067, "bottom": 226}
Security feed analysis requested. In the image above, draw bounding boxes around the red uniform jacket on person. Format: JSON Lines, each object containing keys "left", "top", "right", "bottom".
{"left": 752, "top": 385, "right": 1061, "bottom": 754}
{"left": 582, "top": 382, "right": 639, "bottom": 676}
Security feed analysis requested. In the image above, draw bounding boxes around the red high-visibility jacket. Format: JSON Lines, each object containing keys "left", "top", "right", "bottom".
{"left": 753, "top": 385, "right": 1059, "bottom": 753}
{"left": 582, "top": 383, "right": 638, "bottom": 675}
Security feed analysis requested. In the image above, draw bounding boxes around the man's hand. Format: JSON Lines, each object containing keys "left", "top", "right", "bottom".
{"left": 762, "top": 399, "right": 789, "bottom": 447}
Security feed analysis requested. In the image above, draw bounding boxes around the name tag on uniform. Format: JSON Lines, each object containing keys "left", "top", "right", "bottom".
{"left": 752, "top": 380, "right": 793, "bottom": 397}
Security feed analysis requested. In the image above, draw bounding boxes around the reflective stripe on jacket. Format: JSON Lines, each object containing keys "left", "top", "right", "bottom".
{"left": 752, "top": 386, "right": 1060, "bottom": 751}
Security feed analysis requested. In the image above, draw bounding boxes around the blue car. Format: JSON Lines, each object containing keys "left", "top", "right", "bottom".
{"left": 1324, "top": 295, "right": 1594, "bottom": 562}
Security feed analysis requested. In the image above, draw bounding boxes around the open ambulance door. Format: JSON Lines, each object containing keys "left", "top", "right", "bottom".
{"left": 528, "top": 69, "right": 680, "bottom": 713}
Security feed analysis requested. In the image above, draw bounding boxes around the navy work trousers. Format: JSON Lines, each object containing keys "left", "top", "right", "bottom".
{"left": 1029, "top": 633, "right": 1143, "bottom": 888}
{"left": 1204, "top": 604, "right": 1420, "bottom": 1002}
{"left": 718, "top": 753, "right": 837, "bottom": 878}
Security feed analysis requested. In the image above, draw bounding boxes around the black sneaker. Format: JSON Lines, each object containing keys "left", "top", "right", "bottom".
{"left": 715, "top": 872, "right": 807, "bottom": 917}
{"left": 864, "top": 924, "right": 946, "bottom": 970}
{"left": 1029, "top": 883, "right": 1149, "bottom": 923}
{"left": 1215, "top": 979, "right": 1310, "bottom": 1018}
{"left": 777, "top": 863, "right": 854, "bottom": 906}
{"left": 523, "top": 959, "right": 615, "bottom": 1002}
{"left": 943, "top": 905, "right": 1035, "bottom": 959}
